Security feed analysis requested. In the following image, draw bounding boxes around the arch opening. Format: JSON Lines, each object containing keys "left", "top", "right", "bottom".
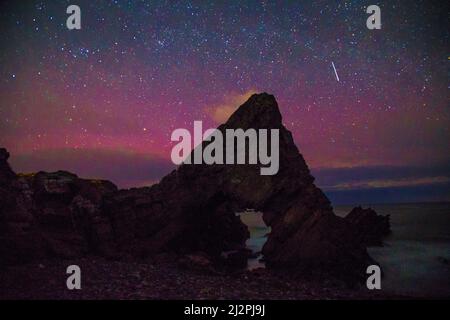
{"left": 236, "top": 209, "right": 271, "bottom": 270}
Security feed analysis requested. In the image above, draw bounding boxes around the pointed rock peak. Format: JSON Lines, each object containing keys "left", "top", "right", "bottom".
{"left": 0, "top": 148, "right": 16, "bottom": 183}
{"left": 0, "top": 148, "right": 10, "bottom": 161}
{"left": 224, "top": 92, "right": 283, "bottom": 129}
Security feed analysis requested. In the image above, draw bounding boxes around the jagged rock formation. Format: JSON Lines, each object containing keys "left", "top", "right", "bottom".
{"left": 0, "top": 150, "right": 117, "bottom": 264}
{"left": 0, "top": 93, "right": 376, "bottom": 281}
{"left": 0, "top": 148, "right": 36, "bottom": 265}
{"left": 345, "top": 206, "right": 391, "bottom": 247}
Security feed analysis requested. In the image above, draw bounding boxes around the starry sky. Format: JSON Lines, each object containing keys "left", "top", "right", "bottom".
{"left": 0, "top": 0, "right": 448, "bottom": 204}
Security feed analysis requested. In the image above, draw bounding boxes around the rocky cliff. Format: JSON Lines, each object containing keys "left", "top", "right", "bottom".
{"left": 0, "top": 93, "right": 376, "bottom": 281}
{"left": 0, "top": 151, "right": 118, "bottom": 265}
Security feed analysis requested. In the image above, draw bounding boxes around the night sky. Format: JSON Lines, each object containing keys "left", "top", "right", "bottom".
{"left": 0, "top": 1, "right": 448, "bottom": 204}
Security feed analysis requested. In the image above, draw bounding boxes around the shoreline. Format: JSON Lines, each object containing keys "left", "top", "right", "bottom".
{"left": 0, "top": 257, "right": 409, "bottom": 300}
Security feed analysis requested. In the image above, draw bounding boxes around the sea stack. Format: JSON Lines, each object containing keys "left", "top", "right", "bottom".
{"left": 0, "top": 93, "right": 375, "bottom": 282}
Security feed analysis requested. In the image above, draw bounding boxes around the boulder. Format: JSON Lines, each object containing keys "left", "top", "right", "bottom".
{"left": 345, "top": 206, "right": 391, "bottom": 246}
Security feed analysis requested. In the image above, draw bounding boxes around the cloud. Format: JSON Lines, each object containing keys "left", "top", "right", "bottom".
{"left": 323, "top": 176, "right": 450, "bottom": 191}
{"left": 313, "top": 163, "right": 450, "bottom": 191}
{"left": 312, "top": 164, "right": 450, "bottom": 204}
{"left": 325, "top": 183, "right": 450, "bottom": 205}
{"left": 205, "top": 90, "right": 257, "bottom": 123}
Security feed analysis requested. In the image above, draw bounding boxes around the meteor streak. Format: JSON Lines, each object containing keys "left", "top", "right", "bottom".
{"left": 331, "top": 61, "right": 340, "bottom": 82}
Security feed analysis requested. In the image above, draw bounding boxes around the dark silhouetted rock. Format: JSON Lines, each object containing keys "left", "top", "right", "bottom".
{"left": 221, "top": 248, "right": 252, "bottom": 270}
{"left": 104, "top": 93, "right": 374, "bottom": 281}
{"left": 0, "top": 149, "right": 43, "bottom": 265}
{"left": 0, "top": 93, "right": 376, "bottom": 282}
{"left": 0, "top": 149, "right": 15, "bottom": 220}
{"left": 0, "top": 166, "right": 118, "bottom": 265}
{"left": 0, "top": 148, "right": 17, "bottom": 222}
{"left": 345, "top": 206, "right": 391, "bottom": 247}
{"left": 0, "top": 148, "right": 15, "bottom": 184}
{"left": 437, "top": 256, "right": 449, "bottom": 266}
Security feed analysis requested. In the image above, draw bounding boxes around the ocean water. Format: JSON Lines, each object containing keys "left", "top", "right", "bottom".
{"left": 237, "top": 211, "right": 270, "bottom": 270}
{"left": 335, "top": 202, "right": 450, "bottom": 298}
{"left": 238, "top": 203, "right": 450, "bottom": 298}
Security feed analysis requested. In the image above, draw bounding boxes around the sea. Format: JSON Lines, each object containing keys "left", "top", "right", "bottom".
{"left": 238, "top": 202, "right": 450, "bottom": 298}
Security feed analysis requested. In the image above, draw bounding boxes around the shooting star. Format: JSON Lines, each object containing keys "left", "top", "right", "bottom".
{"left": 331, "top": 61, "right": 340, "bottom": 82}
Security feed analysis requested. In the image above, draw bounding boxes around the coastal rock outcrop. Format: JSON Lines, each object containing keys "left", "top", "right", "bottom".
{"left": 0, "top": 158, "right": 117, "bottom": 264}
{"left": 105, "top": 93, "right": 375, "bottom": 280}
{"left": 345, "top": 206, "right": 391, "bottom": 246}
{"left": 0, "top": 93, "right": 375, "bottom": 281}
{"left": 0, "top": 148, "right": 39, "bottom": 265}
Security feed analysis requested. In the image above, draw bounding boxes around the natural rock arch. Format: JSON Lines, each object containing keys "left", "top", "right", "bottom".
{"left": 105, "top": 93, "right": 373, "bottom": 280}
{"left": 0, "top": 93, "right": 374, "bottom": 282}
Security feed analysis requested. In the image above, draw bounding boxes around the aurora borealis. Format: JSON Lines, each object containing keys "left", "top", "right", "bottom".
{"left": 0, "top": 0, "right": 448, "bottom": 203}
